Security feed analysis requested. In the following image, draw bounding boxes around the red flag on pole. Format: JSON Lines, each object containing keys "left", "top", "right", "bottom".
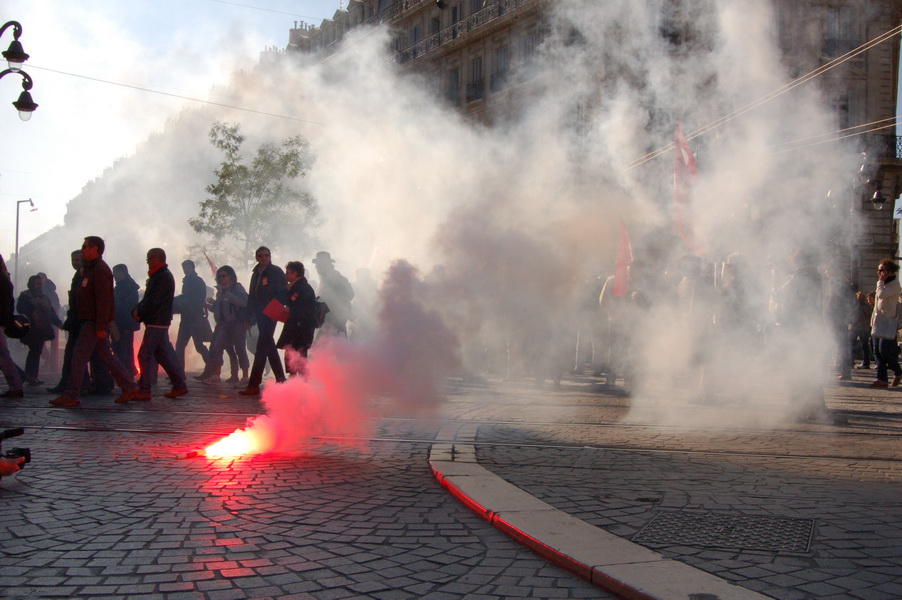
{"left": 612, "top": 219, "right": 632, "bottom": 297}
{"left": 203, "top": 252, "right": 218, "bottom": 277}
{"left": 674, "top": 121, "right": 705, "bottom": 256}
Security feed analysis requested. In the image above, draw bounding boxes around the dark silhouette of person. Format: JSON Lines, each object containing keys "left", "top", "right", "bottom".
{"left": 240, "top": 246, "right": 286, "bottom": 396}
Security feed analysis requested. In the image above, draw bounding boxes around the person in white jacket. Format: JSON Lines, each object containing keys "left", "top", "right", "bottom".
{"left": 869, "top": 258, "right": 902, "bottom": 388}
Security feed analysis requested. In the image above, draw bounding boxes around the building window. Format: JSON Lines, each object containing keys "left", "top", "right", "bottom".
{"left": 523, "top": 27, "right": 542, "bottom": 58}
{"left": 824, "top": 7, "right": 859, "bottom": 56}
{"left": 470, "top": 0, "right": 483, "bottom": 16}
{"left": 447, "top": 67, "right": 460, "bottom": 106}
{"left": 467, "top": 56, "right": 484, "bottom": 102}
{"left": 430, "top": 16, "right": 441, "bottom": 35}
{"left": 490, "top": 45, "right": 509, "bottom": 92}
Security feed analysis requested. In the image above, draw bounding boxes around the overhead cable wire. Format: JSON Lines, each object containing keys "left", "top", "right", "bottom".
{"left": 627, "top": 24, "right": 902, "bottom": 170}
{"left": 27, "top": 64, "right": 324, "bottom": 125}
{"left": 769, "top": 116, "right": 898, "bottom": 151}
{"left": 772, "top": 122, "right": 899, "bottom": 154}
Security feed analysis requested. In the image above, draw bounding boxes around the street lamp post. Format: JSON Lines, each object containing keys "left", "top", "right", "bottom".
{"left": 15, "top": 198, "right": 36, "bottom": 292}
{"left": 0, "top": 20, "right": 38, "bottom": 120}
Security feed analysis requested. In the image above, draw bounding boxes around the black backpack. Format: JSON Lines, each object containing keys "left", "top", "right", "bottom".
{"left": 314, "top": 298, "right": 330, "bottom": 328}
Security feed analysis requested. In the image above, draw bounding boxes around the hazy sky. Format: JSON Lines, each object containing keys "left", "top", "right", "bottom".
{"left": 0, "top": 0, "right": 342, "bottom": 260}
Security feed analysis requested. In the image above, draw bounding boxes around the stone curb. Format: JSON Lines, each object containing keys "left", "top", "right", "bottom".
{"left": 429, "top": 442, "right": 770, "bottom": 600}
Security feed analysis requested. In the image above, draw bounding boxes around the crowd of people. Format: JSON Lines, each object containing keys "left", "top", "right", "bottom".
{"left": 0, "top": 237, "right": 356, "bottom": 405}
{"left": 3, "top": 238, "right": 902, "bottom": 419}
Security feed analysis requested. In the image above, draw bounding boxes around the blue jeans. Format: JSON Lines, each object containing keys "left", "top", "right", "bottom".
{"left": 64, "top": 321, "right": 136, "bottom": 399}
{"left": 138, "top": 327, "right": 187, "bottom": 393}
{"left": 874, "top": 337, "right": 901, "bottom": 383}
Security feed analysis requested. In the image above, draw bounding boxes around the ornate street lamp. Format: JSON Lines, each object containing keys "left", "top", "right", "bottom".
{"left": 0, "top": 20, "right": 37, "bottom": 120}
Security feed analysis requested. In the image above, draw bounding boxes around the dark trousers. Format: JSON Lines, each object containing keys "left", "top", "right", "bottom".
{"left": 850, "top": 329, "right": 871, "bottom": 367}
{"left": 874, "top": 337, "right": 902, "bottom": 383}
{"left": 112, "top": 328, "right": 137, "bottom": 377}
{"left": 24, "top": 340, "right": 44, "bottom": 381}
{"left": 176, "top": 318, "right": 210, "bottom": 371}
{"left": 248, "top": 314, "right": 284, "bottom": 387}
{"left": 138, "top": 327, "right": 187, "bottom": 393}
{"left": 64, "top": 321, "right": 136, "bottom": 399}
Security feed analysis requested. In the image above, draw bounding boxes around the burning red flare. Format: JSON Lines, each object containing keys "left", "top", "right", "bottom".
{"left": 204, "top": 416, "right": 278, "bottom": 458}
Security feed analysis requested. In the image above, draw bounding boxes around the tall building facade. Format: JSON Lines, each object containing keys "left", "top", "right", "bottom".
{"left": 288, "top": 0, "right": 901, "bottom": 290}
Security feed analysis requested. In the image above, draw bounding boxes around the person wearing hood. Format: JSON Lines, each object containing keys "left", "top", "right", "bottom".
{"left": 112, "top": 264, "right": 141, "bottom": 377}
{"left": 17, "top": 274, "right": 62, "bottom": 386}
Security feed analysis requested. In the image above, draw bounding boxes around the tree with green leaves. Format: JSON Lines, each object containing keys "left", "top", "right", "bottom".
{"left": 190, "top": 122, "right": 318, "bottom": 264}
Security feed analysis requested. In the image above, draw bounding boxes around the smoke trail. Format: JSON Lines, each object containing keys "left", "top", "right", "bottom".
{"left": 207, "top": 260, "right": 460, "bottom": 456}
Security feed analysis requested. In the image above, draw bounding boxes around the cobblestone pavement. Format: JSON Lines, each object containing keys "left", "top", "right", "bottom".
{"left": 2, "top": 361, "right": 900, "bottom": 600}
{"left": 0, "top": 383, "right": 609, "bottom": 600}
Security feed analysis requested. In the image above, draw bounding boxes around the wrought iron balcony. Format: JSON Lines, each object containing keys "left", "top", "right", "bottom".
{"left": 394, "top": 0, "right": 537, "bottom": 64}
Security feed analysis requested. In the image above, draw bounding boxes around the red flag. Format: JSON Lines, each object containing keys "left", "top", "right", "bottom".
{"left": 203, "top": 252, "right": 218, "bottom": 277}
{"left": 612, "top": 219, "right": 632, "bottom": 297}
{"left": 674, "top": 121, "right": 705, "bottom": 256}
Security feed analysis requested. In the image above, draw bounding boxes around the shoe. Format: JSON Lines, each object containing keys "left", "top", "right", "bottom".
{"left": 50, "top": 395, "right": 80, "bottom": 407}
{"left": 238, "top": 387, "right": 260, "bottom": 396}
{"left": 856, "top": 364, "right": 871, "bottom": 369}
{"left": 225, "top": 375, "right": 239, "bottom": 384}
{"left": 1, "top": 389, "right": 24, "bottom": 399}
{"left": 26, "top": 378, "right": 43, "bottom": 387}
{"left": 239, "top": 377, "right": 249, "bottom": 385}
{"left": 869, "top": 380, "right": 888, "bottom": 388}
{"left": 46, "top": 385, "right": 64, "bottom": 394}
{"left": 163, "top": 388, "right": 189, "bottom": 398}
{"left": 130, "top": 391, "right": 152, "bottom": 401}
{"left": 202, "top": 375, "right": 221, "bottom": 385}
{"left": 892, "top": 376, "right": 902, "bottom": 388}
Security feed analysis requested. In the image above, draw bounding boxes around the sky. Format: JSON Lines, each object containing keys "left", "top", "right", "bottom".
{"left": 0, "top": 0, "right": 343, "bottom": 261}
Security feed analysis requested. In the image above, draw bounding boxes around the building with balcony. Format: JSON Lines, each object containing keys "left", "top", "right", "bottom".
{"left": 287, "top": 0, "right": 902, "bottom": 290}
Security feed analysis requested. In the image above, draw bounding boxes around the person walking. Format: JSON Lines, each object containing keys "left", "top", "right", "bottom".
{"left": 50, "top": 237, "right": 139, "bottom": 407}
{"left": 239, "top": 247, "right": 286, "bottom": 396}
{"left": 175, "top": 260, "right": 212, "bottom": 376}
{"left": 869, "top": 258, "right": 902, "bottom": 388}
{"left": 203, "top": 266, "right": 250, "bottom": 385}
{"left": 313, "top": 251, "right": 354, "bottom": 338}
{"left": 0, "top": 254, "right": 24, "bottom": 399}
{"left": 112, "top": 264, "right": 141, "bottom": 377}
{"left": 16, "top": 275, "right": 62, "bottom": 386}
{"left": 277, "top": 261, "right": 317, "bottom": 376}
{"left": 130, "top": 248, "right": 189, "bottom": 401}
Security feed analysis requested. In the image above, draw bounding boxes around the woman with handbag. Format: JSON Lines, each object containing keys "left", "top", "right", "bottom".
{"left": 869, "top": 259, "right": 902, "bottom": 388}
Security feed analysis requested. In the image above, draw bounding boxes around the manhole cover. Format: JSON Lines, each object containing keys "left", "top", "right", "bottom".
{"left": 633, "top": 512, "right": 813, "bottom": 553}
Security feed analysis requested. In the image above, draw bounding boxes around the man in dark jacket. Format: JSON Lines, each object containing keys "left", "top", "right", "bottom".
{"left": 239, "top": 246, "right": 286, "bottom": 396}
{"left": 175, "top": 260, "right": 211, "bottom": 375}
{"left": 51, "top": 237, "right": 139, "bottom": 407}
{"left": 313, "top": 251, "right": 354, "bottom": 337}
{"left": 0, "top": 253, "right": 24, "bottom": 398}
{"left": 112, "top": 264, "right": 141, "bottom": 377}
{"left": 277, "top": 261, "right": 317, "bottom": 376}
{"left": 131, "top": 248, "right": 189, "bottom": 401}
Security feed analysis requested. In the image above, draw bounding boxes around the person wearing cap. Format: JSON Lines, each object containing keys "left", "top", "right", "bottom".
{"left": 239, "top": 246, "right": 287, "bottom": 396}
{"left": 313, "top": 251, "right": 354, "bottom": 338}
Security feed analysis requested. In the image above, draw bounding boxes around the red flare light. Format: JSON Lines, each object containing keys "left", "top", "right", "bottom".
{"left": 205, "top": 427, "right": 265, "bottom": 458}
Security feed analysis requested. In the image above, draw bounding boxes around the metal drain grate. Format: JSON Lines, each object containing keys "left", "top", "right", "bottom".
{"left": 632, "top": 512, "right": 814, "bottom": 553}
